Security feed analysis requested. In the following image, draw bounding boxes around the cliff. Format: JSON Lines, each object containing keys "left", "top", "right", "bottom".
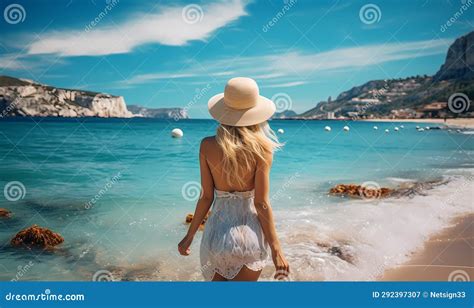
{"left": 0, "top": 76, "right": 133, "bottom": 118}
{"left": 128, "top": 105, "right": 189, "bottom": 119}
{"left": 434, "top": 31, "right": 474, "bottom": 81}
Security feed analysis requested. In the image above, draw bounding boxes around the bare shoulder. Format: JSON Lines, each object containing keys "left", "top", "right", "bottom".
{"left": 200, "top": 136, "right": 217, "bottom": 153}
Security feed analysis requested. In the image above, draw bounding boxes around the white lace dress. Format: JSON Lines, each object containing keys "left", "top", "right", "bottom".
{"left": 200, "top": 189, "right": 269, "bottom": 281}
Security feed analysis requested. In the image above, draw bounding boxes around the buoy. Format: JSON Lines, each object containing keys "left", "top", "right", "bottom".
{"left": 324, "top": 126, "right": 331, "bottom": 132}
{"left": 277, "top": 128, "right": 284, "bottom": 134}
{"left": 425, "top": 126, "right": 430, "bottom": 130}
{"left": 385, "top": 129, "right": 389, "bottom": 133}
{"left": 394, "top": 127, "right": 399, "bottom": 131}
{"left": 416, "top": 125, "right": 420, "bottom": 129}
{"left": 343, "top": 126, "right": 350, "bottom": 132}
{"left": 373, "top": 126, "right": 378, "bottom": 130}
{"left": 418, "top": 128, "right": 425, "bottom": 132}
{"left": 171, "top": 128, "right": 183, "bottom": 138}
{"left": 400, "top": 125, "right": 404, "bottom": 129}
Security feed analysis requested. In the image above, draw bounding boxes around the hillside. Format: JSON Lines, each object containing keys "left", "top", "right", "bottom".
{"left": 0, "top": 77, "right": 188, "bottom": 119}
{"left": 128, "top": 105, "right": 189, "bottom": 119}
{"left": 298, "top": 31, "right": 473, "bottom": 119}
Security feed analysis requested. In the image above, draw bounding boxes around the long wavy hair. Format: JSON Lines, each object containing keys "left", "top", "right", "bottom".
{"left": 215, "top": 121, "right": 282, "bottom": 187}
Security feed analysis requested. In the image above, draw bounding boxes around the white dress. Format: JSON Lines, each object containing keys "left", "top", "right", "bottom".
{"left": 200, "top": 189, "right": 269, "bottom": 281}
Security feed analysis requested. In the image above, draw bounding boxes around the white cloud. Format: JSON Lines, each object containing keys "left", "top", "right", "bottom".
{"left": 0, "top": 53, "right": 66, "bottom": 72}
{"left": 27, "top": 0, "right": 248, "bottom": 56}
{"left": 121, "top": 37, "right": 452, "bottom": 87}
{"left": 0, "top": 54, "right": 24, "bottom": 70}
{"left": 262, "top": 81, "right": 307, "bottom": 88}
{"left": 124, "top": 70, "right": 235, "bottom": 85}
{"left": 268, "top": 39, "right": 452, "bottom": 74}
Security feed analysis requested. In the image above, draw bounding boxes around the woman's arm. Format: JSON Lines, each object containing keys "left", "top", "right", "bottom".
{"left": 254, "top": 152, "right": 290, "bottom": 278}
{"left": 178, "top": 138, "right": 215, "bottom": 256}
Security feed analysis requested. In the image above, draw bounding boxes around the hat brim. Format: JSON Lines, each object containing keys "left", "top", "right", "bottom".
{"left": 208, "top": 93, "right": 276, "bottom": 127}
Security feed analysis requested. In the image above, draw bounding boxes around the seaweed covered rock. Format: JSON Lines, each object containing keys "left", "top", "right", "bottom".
{"left": 329, "top": 184, "right": 392, "bottom": 199}
{"left": 0, "top": 208, "right": 12, "bottom": 218}
{"left": 11, "top": 225, "right": 64, "bottom": 248}
{"left": 184, "top": 212, "right": 211, "bottom": 230}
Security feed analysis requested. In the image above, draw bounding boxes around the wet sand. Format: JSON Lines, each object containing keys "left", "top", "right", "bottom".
{"left": 362, "top": 118, "right": 474, "bottom": 129}
{"left": 381, "top": 214, "right": 474, "bottom": 281}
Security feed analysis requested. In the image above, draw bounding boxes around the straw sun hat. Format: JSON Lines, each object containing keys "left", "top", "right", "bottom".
{"left": 208, "top": 77, "right": 276, "bottom": 127}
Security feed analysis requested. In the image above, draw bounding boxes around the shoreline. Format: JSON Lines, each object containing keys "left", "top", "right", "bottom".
{"left": 360, "top": 118, "right": 474, "bottom": 129}
{"left": 381, "top": 213, "right": 473, "bottom": 281}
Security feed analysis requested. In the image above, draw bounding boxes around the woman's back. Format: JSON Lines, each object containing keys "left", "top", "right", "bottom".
{"left": 201, "top": 136, "right": 256, "bottom": 192}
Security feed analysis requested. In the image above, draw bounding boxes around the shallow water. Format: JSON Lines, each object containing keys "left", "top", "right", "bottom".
{"left": 0, "top": 118, "right": 472, "bottom": 281}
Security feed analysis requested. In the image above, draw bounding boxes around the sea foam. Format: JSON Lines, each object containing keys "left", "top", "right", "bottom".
{"left": 271, "top": 171, "right": 473, "bottom": 281}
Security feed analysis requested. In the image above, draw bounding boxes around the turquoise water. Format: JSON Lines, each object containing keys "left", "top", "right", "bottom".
{"left": 0, "top": 118, "right": 473, "bottom": 281}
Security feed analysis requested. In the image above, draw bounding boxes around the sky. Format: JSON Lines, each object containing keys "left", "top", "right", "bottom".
{"left": 0, "top": 0, "right": 472, "bottom": 118}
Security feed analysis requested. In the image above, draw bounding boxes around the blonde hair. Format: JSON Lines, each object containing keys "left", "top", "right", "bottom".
{"left": 216, "top": 121, "right": 282, "bottom": 187}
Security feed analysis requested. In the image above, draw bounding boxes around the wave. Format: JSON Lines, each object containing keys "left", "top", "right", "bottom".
{"left": 272, "top": 171, "right": 473, "bottom": 281}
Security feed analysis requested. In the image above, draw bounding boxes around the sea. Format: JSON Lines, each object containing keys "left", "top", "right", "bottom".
{"left": 0, "top": 118, "right": 472, "bottom": 281}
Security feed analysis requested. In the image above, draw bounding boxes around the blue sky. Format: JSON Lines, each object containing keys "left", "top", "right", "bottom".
{"left": 0, "top": 0, "right": 472, "bottom": 117}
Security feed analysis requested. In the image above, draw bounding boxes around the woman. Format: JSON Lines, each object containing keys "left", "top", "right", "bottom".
{"left": 178, "top": 77, "right": 289, "bottom": 281}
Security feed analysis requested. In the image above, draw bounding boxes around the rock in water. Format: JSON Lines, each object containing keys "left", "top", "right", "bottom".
{"left": 277, "top": 128, "right": 284, "bottom": 134}
{"left": 324, "top": 126, "right": 331, "bottom": 131}
{"left": 11, "top": 225, "right": 64, "bottom": 248}
{"left": 185, "top": 212, "right": 210, "bottom": 230}
{"left": 329, "top": 184, "right": 392, "bottom": 199}
{"left": 0, "top": 208, "right": 11, "bottom": 218}
{"left": 171, "top": 128, "right": 183, "bottom": 138}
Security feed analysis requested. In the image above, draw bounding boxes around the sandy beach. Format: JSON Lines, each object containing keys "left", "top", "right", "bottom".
{"left": 362, "top": 118, "right": 474, "bottom": 129}
{"left": 381, "top": 214, "right": 473, "bottom": 281}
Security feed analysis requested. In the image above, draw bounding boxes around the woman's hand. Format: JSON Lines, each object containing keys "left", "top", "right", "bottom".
{"left": 272, "top": 249, "right": 290, "bottom": 279}
{"left": 178, "top": 234, "right": 194, "bottom": 256}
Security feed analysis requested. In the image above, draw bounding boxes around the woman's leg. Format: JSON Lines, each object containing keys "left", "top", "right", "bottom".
{"left": 230, "top": 266, "right": 262, "bottom": 281}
